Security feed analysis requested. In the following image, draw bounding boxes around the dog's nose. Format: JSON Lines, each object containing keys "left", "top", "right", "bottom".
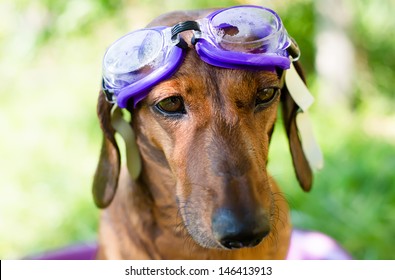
{"left": 212, "top": 208, "right": 270, "bottom": 249}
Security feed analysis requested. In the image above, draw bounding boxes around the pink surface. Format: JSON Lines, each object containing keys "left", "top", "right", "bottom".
{"left": 27, "top": 230, "right": 351, "bottom": 260}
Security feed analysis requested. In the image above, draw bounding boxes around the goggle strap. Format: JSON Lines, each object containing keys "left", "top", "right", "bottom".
{"left": 287, "top": 38, "right": 301, "bottom": 61}
{"left": 102, "top": 79, "right": 116, "bottom": 103}
{"left": 284, "top": 60, "right": 323, "bottom": 171}
{"left": 285, "top": 61, "right": 314, "bottom": 112}
{"left": 111, "top": 105, "right": 142, "bottom": 180}
{"left": 296, "top": 111, "right": 324, "bottom": 171}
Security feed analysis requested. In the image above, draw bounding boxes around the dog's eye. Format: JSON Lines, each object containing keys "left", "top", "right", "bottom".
{"left": 255, "top": 88, "right": 279, "bottom": 108}
{"left": 156, "top": 96, "right": 186, "bottom": 115}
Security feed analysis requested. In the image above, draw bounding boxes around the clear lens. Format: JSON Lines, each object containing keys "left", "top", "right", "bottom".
{"left": 210, "top": 6, "right": 286, "bottom": 53}
{"left": 103, "top": 29, "right": 164, "bottom": 90}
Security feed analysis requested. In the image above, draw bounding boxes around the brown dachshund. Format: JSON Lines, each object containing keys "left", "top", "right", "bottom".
{"left": 92, "top": 9, "right": 313, "bottom": 260}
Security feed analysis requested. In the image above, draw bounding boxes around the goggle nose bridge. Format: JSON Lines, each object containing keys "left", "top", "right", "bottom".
{"left": 171, "top": 21, "right": 201, "bottom": 48}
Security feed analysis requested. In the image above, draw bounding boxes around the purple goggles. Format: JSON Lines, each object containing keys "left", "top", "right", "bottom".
{"left": 102, "top": 5, "right": 300, "bottom": 108}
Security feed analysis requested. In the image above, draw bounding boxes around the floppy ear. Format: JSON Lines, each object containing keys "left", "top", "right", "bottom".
{"left": 92, "top": 91, "right": 121, "bottom": 208}
{"left": 281, "top": 60, "right": 313, "bottom": 192}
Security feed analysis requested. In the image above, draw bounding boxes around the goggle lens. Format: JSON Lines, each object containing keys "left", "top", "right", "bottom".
{"left": 209, "top": 6, "right": 285, "bottom": 53}
{"left": 103, "top": 29, "right": 164, "bottom": 90}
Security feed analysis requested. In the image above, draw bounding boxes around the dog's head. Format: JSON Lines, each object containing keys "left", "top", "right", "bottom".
{"left": 93, "top": 8, "right": 313, "bottom": 250}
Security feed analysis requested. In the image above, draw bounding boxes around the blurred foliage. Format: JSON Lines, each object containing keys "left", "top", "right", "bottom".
{"left": 269, "top": 106, "right": 395, "bottom": 260}
{"left": 351, "top": 0, "right": 395, "bottom": 102}
{"left": 0, "top": 0, "right": 394, "bottom": 259}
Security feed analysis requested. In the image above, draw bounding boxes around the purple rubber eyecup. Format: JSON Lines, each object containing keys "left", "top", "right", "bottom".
{"left": 195, "top": 42, "right": 290, "bottom": 71}
{"left": 102, "top": 26, "right": 185, "bottom": 108}
{"left": 115, "top": 47, "right": 183, "bottom": 108}
{"left": 195, "top": 5, "right": 292, "bottom": 70}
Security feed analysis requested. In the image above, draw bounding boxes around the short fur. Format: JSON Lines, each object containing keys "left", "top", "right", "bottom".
{"left": 93, "top": 9, "right": 312, "bottom": 260}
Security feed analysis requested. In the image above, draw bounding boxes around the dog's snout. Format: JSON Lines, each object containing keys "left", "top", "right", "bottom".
{"left": 212, "top": 208, "right": 270, "bottom": 249}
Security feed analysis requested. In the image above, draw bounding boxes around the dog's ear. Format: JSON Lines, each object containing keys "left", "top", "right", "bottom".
{"left": 281, "top": 60, "right": 313, "bottom": 192}
{"left": 92, "top": 91, "right": 120, "bottom": 208}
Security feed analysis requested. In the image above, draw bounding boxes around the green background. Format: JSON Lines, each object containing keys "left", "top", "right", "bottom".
{"left": 0, "top": 0, "right": 394, "bottom": 259}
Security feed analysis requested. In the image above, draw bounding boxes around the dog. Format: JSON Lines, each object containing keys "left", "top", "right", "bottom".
{"left": 92, "top": 8, "right": 313, "bottom": 260}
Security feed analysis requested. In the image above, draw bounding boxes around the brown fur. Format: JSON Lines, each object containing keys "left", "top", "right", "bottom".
{"left": 93, "top": 9, "right": 312, "bottom": 260}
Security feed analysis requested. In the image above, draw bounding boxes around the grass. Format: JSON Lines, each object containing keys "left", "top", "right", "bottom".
{"left": 0, "top": 1, "right": 394, "bottom": 260}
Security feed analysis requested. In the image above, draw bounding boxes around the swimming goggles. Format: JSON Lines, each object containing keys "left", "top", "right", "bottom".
{"left": 102, "top": 5, "right": 301, "bottom": 108}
